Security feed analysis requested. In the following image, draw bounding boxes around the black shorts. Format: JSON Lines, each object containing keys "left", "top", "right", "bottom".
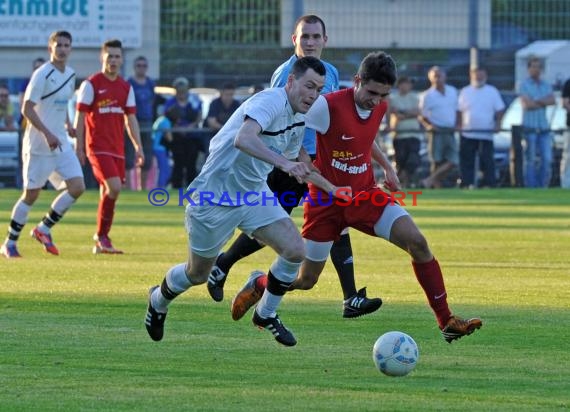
{"left": 393, "top": 137, "right": 421, "bottom": 173}
{"left": 266, "top": 167, "right": 308, "bottom": 214}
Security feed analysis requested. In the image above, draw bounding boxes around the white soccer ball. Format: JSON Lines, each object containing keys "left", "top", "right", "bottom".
{"left": 372, "top": 331, "right": 419, "bottom": 377}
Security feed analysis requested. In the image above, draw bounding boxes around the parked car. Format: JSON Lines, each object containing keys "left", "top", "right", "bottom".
{"left": 0, "top": 94, "right": 21, "bottom": 187}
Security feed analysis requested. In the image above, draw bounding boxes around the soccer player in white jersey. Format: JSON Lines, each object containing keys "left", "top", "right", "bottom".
{"left": 1, "top": 31, "right": 85, "bottom": 258}
{"left": 145, "top": 57, "right": 350, "bottom": 346}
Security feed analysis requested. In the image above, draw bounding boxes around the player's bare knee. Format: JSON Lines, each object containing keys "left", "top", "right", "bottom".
{"left": 22, "top": 189, "right": 40, "bottom": 205}
{"left": 408, "top": 232, "right": 431, "bottom": 260}
{"left": 186, "top": 254, "right": 215, "bottom": 285}
{"left": 68, "top": 182, "right": 85, "bottom": 198}
{"left": 280, "top": 244, "right": 305, "bottom": 263}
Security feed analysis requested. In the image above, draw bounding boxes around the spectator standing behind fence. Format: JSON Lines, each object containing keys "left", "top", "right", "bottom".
{"left": 0, "top": 84, "right": 17, "bottom": 131}
{"left": 387, "top": 75, "right": 422, "bottom": 187}
{"left": 163, "top": 77, "right": 203, "bottom": 188}
{"left": 519, "top": 57, "right": 555, "bottom": 188}
{"left": 206, "top": 83, "right": 241, "bottom": 132}
{"left": 561, "top": 77, "right": 570, "bottom": 189}
{"left": 126, "top": 56, "right": 156, "bottom": 190}
{"left": 458, "top": 67, "right": 505, "bottom": 188}
{"left": 419, "top": 66, "right": 460, "bottom": 189}
{"left": 151, "top": 106, "right": 179, "bottom": 188}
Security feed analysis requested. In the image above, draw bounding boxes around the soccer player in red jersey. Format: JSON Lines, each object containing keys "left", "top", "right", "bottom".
{"left": 232, "top": 52, "right": 482, "bottom": 343}
{"left": 74, "top": 39, "right": 144, "bottom": 254}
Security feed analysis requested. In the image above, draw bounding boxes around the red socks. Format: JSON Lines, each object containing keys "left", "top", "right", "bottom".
{"left": 255, "top": 274, "right": 268, "bottom": 290}
{"left": 97, "top": 194, "right": 116, "bottom": 237}
{"left": 412, "top": 258, "right": 452, "bottom": 329}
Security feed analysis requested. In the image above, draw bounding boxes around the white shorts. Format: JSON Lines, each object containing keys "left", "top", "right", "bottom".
{"left": 185, "top": 202, "right": 290, "bottom": 258}
{"left": 23, "top": 149, "right": 84, "bottom": 190}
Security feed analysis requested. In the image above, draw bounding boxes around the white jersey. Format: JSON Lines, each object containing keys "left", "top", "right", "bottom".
{"left": 22, "top": 62, "right": 76, "bottom": 155}
{"left": 190, "top": 87, "right": 305, "bottom": 204}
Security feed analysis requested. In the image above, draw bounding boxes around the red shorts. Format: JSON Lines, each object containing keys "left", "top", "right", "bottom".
{"left": 88, "top": 154, "right": 126, "bottom": 185}
{"left": 302, "top": 187, "right": 393, "bottom": 242}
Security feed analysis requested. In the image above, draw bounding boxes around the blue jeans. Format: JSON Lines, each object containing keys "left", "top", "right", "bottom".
{"left": 523, "top": 131, "right": 552, "bottom": 188}
{"left": 560, "top": 130, "right": 570, "bottom": 188}
{"left": 459, "top": 136, "right": 496, "bottom": 187}
{"left": 153, "top": 149, "right": 171, "bottom": 188}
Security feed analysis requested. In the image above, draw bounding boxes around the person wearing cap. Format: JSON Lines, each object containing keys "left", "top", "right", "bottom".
{"left": 163, "top": 77, "right": 203, "bottom": 188}
{"left": 387, "top": 75, "right": 423, "bottom": 187}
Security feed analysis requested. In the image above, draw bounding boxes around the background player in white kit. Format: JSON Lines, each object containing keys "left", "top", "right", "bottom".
{"left": 1, "top": 30, "right": 85, "bottom": 258}
{"left": 145, "top": 57, "right": 350, "bottom": 346}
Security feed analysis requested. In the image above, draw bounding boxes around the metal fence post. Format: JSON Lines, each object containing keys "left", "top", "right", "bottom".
{"left": 510, "top": 125, "right": 524, "bottom": 187}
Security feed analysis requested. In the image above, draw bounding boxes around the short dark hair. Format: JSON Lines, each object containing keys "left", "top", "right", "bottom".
{"left": 293, "top": 14, "right": 326, "bottom": 37}
{"left": 527, "top": 56, "right": 542, "bottom": 68}
{"left": 291, "top": 56, "right": 326, "bottom": 78}
{"left": 102, "top": 39, "right": 123, "bottom": 52}
{"left": 221, "top": 82, "right": 236, "bottom": 91}
{"left": 48, "top": 30, "right": 72, "bottom": 44}
{"left": 358, "top": 51, "right": 397, "bottom": 86}
{"left": 396, "top": 75, "right": 413, "bottom": 86}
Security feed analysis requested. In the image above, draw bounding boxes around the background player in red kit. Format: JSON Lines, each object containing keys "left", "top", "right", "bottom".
{"left": 74, "top": 39, "right": 144, "bottom": 254}
{"left": 232, "top": 51, "right": 482, "bottom": 344}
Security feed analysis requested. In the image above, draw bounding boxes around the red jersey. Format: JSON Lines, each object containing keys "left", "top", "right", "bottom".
{"left": 310, "top": 88, "right": 387, "bottom": 198}
{"left": 76, "top": 72, "right": 136, "bottom": 158}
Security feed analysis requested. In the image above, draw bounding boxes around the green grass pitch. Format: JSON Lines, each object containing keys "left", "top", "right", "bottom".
{"left": 0, "top": 188, "right": 568, "bottom": 411}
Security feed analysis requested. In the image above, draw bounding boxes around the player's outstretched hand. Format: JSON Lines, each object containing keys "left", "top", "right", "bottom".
{"left": 284, "top": 161, "right": 311, "bottom": 184}
{"left": 383, "top": 168, "right": 401, "bottom": 192}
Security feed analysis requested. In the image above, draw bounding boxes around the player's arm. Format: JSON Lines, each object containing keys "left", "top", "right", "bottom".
{"left": 65, "top": 111, "right": 76, "bottom": 138}
{"left": 73, "top": 110, "right": 87, "bottom": 165}
{"left": 234, "top": 117, "right": 311, "bottom": 183}
{"left": 304, "top": 171, "right": 351, "bottom": 199}
{"left": 22, "top": 99, "right": 61, "bottom": 150}
{"left": 125, "top": 113, "right": 144, "bottom": 167}
{"left": 372, "top": 141, "right": 400, "bottom": 191}
{"left": 296, "top": 146, "right": 348, "bottom": 196}
{"left": 296, "top": 146, "right": 320, "bottom": 174}
{"left": 74, "top": 80, "right": 93, "bottom": 165}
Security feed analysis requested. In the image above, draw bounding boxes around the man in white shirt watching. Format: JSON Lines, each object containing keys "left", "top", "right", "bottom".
{"left": 458, "top": 67, "right": 505, "bottom": 188}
